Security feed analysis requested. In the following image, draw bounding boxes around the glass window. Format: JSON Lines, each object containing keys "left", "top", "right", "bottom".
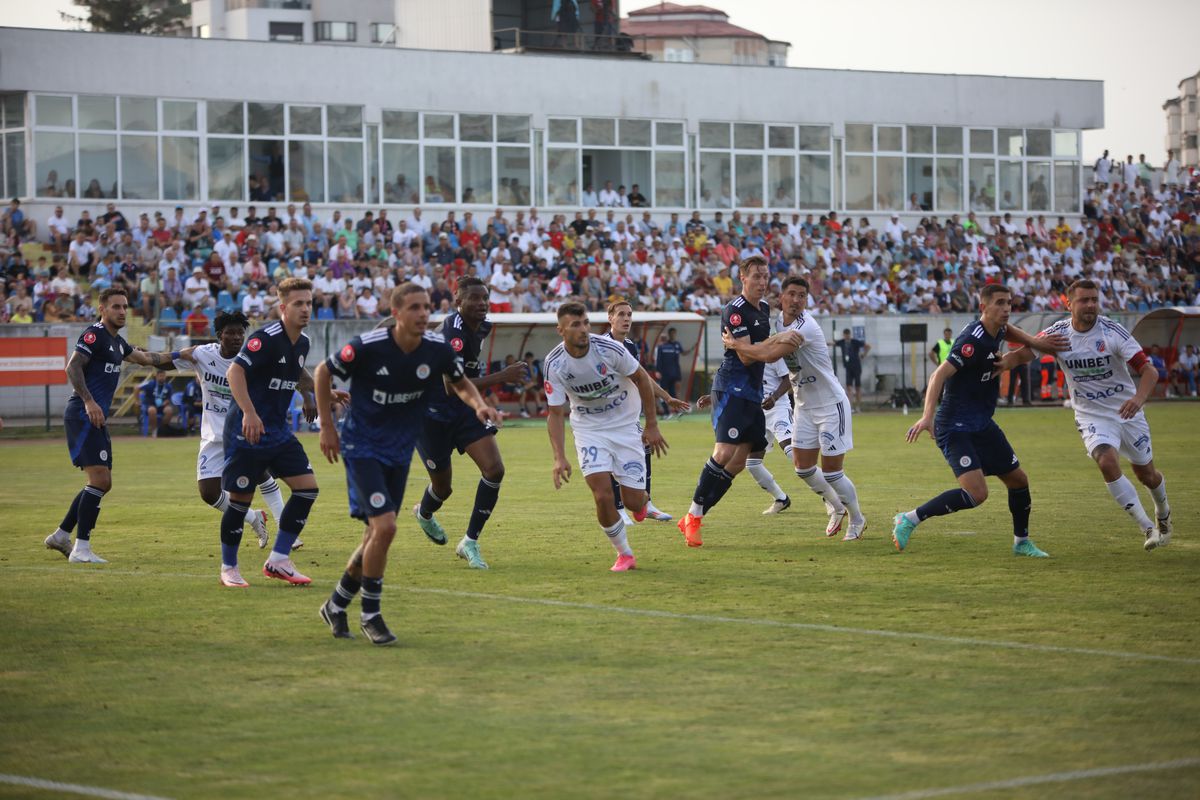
{"left": 935, "top": 158, "right": 962, "bottom": 211}
{"left": 208, "top": 138, "right": 245, "bottom": 201}
{"left": 906, "top": 125, "right": 932, "bottom": 154}
{"left": 546, "top": 148, "right": 578, "bottom": 205}
{"left": 460, "top": 114, "right": 493, "bottom": 143}
{"left": 1053, "top": 131, "right": 1078, "bottom": 158}
{"left": 1025, "top": 129, "right": 1051, "bottom": 157}
{"left": 734, "top": 123, "right": 763, "bottom": 150}
{"left": 1054, "top": 162, "right": 1079, "bottom": 212}
{"left": 699, "top": 151, "right": 731, "bottom": 208}
{"left": 998, "top": 160, "right": 1022, "bottom": 210}
{"left": 656, "top": 121, "right": 683, "bottom": 147}
{"left": 968, "top": 159, "right": 996, "bottom": 212}
{"left": 582, "top": 117, "right": 615, "bottom": 146}
{"left": 768, "top": 125, "right": 795, "bottom": 149}
{"left": 248, "top": 139, "right": 284, "bottom": 201}
{"left": 422, "top": 145, "right": 455, "bottom": 203}
{"left": 735, "top": 153, "right": 763, "bottom": 207}
{"left": 269, "top": 21, "right": 304, "bottom": 42}
{"left": 700, "top": 122, "right": 730, "bottom": 149}
{"left": 877, "top": 156, "right": 904, "bottom": 211}
{"left": 162, "top": 100, "right": 197, "bottom": 131}
{"left": 78, "top": 96, "right": 116, "bottom": 130}
{"left": 797, "top": 125, "right": 830, "bottom": 152}
{"left": 844, "top": 155, "right": 873, "bottom": 210}
{"left": 497, "top": 115, "right": 530, "bottom": 144}
{"left": 79, "top": 134, "right": 117, "bottom": 199}
{"left": 162, "top": 136, "right": 199, "bottom": 200}
{"left": 798, "top": 154, "right": 830, "bottom": 208}
{"left": 906, "top": 157, "right": 933, "bottom": 211}
{"left": 1026, "top": 161, "right": 1051, "bottom": 211}
{"left": 288, "top": 140, "right": 324, "bottom": 203}
{"left": 289, "top": 106, "right": 322, "bottom": 136}
{"left": 5, "top": 132, "right": 26, "bottom": 198}
{"left": 969, "top": 129, "right": 994, "bottom": 154}
{"left": 382, "top": 142, "right": 419, "bottom": 203}
{"left": 327, "top": 141, "right": 363, "bottom": 203}
{"left": 619, "top": 119, "right": 651, "bottom": 148}
{"left": 366, "top": 124, "right": 379, "bottom": 203}
{"left": 327, "top": 105, "right": 362, "bottom": 138}
{"left": 248, "top": 102, "right": 284, "bottom": 136}
{"left": 35, "top": 132, "right": 74, "bottom": 197}
{"left": 423, "top": 113, "right": 454, "bottom": 140}
{"left": 654, "top": 150, "right": 685, "bottom": 207}
{"left": 618, "top": 151, "right": 652, "bottom": 200}
{"left": 497, "top": 146, "right": 531, "bottom": 205}
{"left": 767, "top": 154, "right": 794, "bottom": 207}
{"left": 877, "top": 126, "right": 903, "bottom": 152}
{"left": 315, "top": 21, "right": 356, "bottom": 42}
{"left": 998, "top": 128, "right": 1023, "bottom": 157}
{"left": 935, "top": 127, "right": 962, "bottom": 155}
{"left": 548, "top": 118, "right": 577, "bottom": 144}
{"left": 4, "top": 95, "right": 26, "bottom": 128}
{"left": 460, "top": 146, "right": 493, "bottom": 204}
{"left": 382, "top": 110, "right": 418, "bottom": 140}
{"left": 36, "top": 95, "right": 72, "bottom": 127}
{"left": 120, "top": 97, "right": 156, "bottom": 132}
{"left": 370, "top": 22, "right": 394, "bottom": 44}
{"left": 208, "top": 101, "right": 244, "bottom": 135}
{"left": 845, "top": 124, "right": 873, "bottom": 153}
{"left": 120, "top": 136, "right": 158, "bottom": 199}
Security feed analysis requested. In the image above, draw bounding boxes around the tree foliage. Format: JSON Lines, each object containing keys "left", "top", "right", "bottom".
{"left": 61, "top": 1, "right": 190, "bottom": 35}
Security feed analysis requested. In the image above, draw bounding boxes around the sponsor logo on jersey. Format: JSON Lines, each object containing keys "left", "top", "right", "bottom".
{"left": 369, "top": 492, "right": 386, "bottom": 508}
{"left": 268, "top": 378, "right": 300, "bottom": 391}
{"left": 247, "top": 338, "right": 262, "bottom": 352}
{"left": 416, "top": 364, "right": 431, "bottom": 379}
{"left": 372, "top": 388, "right": 422, "bottom": 404}
{"left": 376, "top": 366, "right": 389, "bottom": 376}
{"left": 450, "top": 337, "right": 464, "bottom": 352}
{"left": 83, "top": 331, "right": 97, "bottom": 344}
{"left": 962, "top": 344, "right": 974, "bottom": 358}
{"left": 730, "top": 313, "right": 742, "bottom": 326}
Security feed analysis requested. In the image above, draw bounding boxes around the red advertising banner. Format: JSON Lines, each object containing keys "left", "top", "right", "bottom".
{"left": 0, "top": 337, "right": 69, "bottom": 387}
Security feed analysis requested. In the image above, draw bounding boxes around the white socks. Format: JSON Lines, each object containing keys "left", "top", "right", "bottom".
{"left": 824, "top": 470, "right": 864, "bottom": 524}
{"left": 795, "top": 467, "right": 846, "bottom": 513}
{"left": 603, "top": 519, "right": 633, "bottom": 556}
{"left": 259, "top": 478, "right": 286, "bottom": 520}
{"left": 688, "top": 501, "right": 705, "bottom": 517}
{"left": 746, "top": 458, "right": 787, "bottom": 501}
{"left": 1106, "top": 476, "right": 1153, "bottom": 531}
{"left": 211, "top": 490, "right": 264, "bottom": 525}
{"left": 1148, "top": 475, "right": 1170, "bottom": 519}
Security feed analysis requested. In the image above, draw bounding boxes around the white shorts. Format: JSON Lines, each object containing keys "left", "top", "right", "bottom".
{"left": 1077, "top": 414, "right": 1153, "bottom": 466}
{"left": 197, "top": 438, "right": 225, "bottom": 480}
{"left": 763, "top": 400, "right": 793, "bottom": 453}
{"left": 573, "top": 425, "right": 647, "bottom": 489}
{"left": 792, "top": 400, "right": 854, "bottom": 456}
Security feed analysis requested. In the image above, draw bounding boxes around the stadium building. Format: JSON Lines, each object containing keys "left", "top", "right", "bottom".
{"left": 0, "top": 25, "right": 1102, "bottom": 224}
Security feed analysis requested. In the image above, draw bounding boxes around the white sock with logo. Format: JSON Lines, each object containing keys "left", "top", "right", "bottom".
{"left": 746, "top": 458, "right": 786, "bottom": 501}
{"left": 602, "top": 519, "right": 632, "bottom": 556}
{"left": 1106, "top": 476, "right": 1153, "bottom": 531}
{"left": 1148, "top": 475, "right": 1170, "bottom": 519}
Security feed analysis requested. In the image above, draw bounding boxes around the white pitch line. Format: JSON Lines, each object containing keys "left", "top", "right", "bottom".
{"left": 9, "top": 564, "right": 1199, "bottom": 666}
{"left": 855, "top": 756, "right": 1200, "bottom": 800}
{"left": 0, "top": 773, "right": 172, "bottom": 800}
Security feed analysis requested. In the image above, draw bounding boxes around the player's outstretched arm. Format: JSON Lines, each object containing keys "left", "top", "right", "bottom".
{"left": 907, "top": 360, "right": 957, "bottom": 443}
{"left": 1007, "top": 325, "right": 1068, "bottom": 354}
{"left": 632, "top": 367, "right": 668, "bottom": 457}
{"left": 226, "top": 362, "right": 263, "bottom": 445}
{"left": 125, "top": 347, "right": 174, "bottom": 368}
{"left": 998, "top": 344, "right": 1037, "bottom": 371}
{"left": 547, "top": 404, "right": 572, "bottom": 488}
{"left": 449, "top": 376, "right": 503, "bottom": 428}
{"left": 66, "top": 351, "right": 104, "bottom": 429}
{"left": 313, "top": 361, "right": 340, "bottom": 463}
{"left": 721, "top": 328, "right": 802, "bottom": 364}
{"left": 473, "top": 360, "right": 528, "bottom": 390}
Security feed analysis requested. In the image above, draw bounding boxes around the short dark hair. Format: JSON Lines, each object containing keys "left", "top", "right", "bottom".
{"left": 98, "top": 288, "right": 127, "bottom": 305}
{"left": 781, "top": 275, "right": 810, "bottom": 293}
{"left": 1067, "top": 278, "right": 1099, "bottom": 297}
{"left": 215, "top": 310, "right": 249, "bottom": 333}
{"left": 455, "top": 276, "right": 487, "bottom": 299}
{"left": 979, "top": 284, "right": 1011, "bottom": 303}
{"left": 557, "top": 301, "right": 588, "bottom": 321}
{"left": 390, "top": 282, "right": 429, "bottom": 308}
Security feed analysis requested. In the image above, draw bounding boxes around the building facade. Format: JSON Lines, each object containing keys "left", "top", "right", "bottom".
{"left": 621, "top": 3, "right": 788, "bottom": 67}
{"left": 1163, "top": 69, "right": 1199, "bottom": 167}
{"left": 0, "top": 27, "right": 1102, "bottom": 222}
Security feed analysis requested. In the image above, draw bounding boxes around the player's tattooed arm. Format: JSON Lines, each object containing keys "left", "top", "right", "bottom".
{"left": 125, "top": 348, "right": 173, "bottom": 368}
{"left": 66, "top": 351, "right": 105, "bottom": 428}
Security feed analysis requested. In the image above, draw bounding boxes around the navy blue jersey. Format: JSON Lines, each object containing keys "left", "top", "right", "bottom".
{"left": 655, "top": 340, "right": 683, "bottom": 377}
{"left": 936, "top": 320, "right": 1007, "bottom": 433}
{"left": 427, "top": 312, "right": 492, "bottom": 420}
{"left": 224, "top": 321, "right": 310, "bottom": 450}
{"left": 327, "top": 327, "right": 466, "bottom": 465}
{"left": 605, "top": 331, "right": 640, "bottom": 361}
{"left": 67, "top": 322, "right": 133, "bottom": 418}
{"left": 711, "top": 295, "right": 771, "bottom": 402}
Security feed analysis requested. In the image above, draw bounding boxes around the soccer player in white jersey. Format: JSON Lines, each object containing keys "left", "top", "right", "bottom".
{"left": 1008, "top": 279, "right": 1173, "bottom": 550}
{"left": 545, "top": 301, "right": 668, "bottom": 572}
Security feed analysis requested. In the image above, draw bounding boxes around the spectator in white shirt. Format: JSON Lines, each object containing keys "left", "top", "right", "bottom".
{"left": 46, "top": 206, "right": 71, "bottom": 252}
{"left": 598, "top": 181, "right": 621, "bottom": 207}
{"left": 883, "top": 214, "right": 906, "bottom": 244}
{"left": 355, "top": 288, "right": 379, "bottom": 318}
{"left": 184, "top": 267, "right": 211, "bottom": 308}
{"left": 489, "top": 262, "right": 516, "bottom": 312}
{"left": 242, "top": 284, "right": 266, "bottom": 319}
{"left": 581, "top": 184, "right": 599, "bottom": 207}
{"left": 67, "top": 232, "right": 96, "bottom": 277}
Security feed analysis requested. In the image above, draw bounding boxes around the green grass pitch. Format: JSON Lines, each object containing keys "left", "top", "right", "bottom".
{"left": 1, "top": 405, "right": 1198, "bottom": 799}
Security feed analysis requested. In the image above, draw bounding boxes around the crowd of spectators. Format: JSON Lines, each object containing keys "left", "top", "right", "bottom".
{"left": 1, "top": 159, "right": 1198, "bottom": 330}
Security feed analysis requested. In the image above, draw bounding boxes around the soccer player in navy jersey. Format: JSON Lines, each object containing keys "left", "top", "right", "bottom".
{"left": 219, "top": 277, "right": 320, "bottom": 587}
{"left": 677, "top": 256, "right": 801, "bottom": 547}
{"left": 45, "top": 288, "right": 175, "bottom": 563}
{"left": 315, "top": 283, "right": 500, "bottom": 644}
{"left": 893, "top": 284, "right": 1067, "bottom": 556}
{"left": 411, "top": 277, "right": 527, "bottom": 569}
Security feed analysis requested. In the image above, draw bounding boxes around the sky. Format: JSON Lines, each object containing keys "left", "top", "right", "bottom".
{"left": 2, "top": 0, "right": 1196, "bottom": 162}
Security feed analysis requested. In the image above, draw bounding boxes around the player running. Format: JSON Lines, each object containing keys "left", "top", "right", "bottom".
{"left": 677, "top": 256, "right": 801, "bottom": 547}
{"left": 45, "top": 288, "right": 174, "bottom": 563}
{"left": 545, "top": 302, "right": 668, "bottom": 572}
{"left": 1007, "top": 279, "right": 1173, "bottom": 551}
{"left": 316, "top": 283, "right": 500, "bottom": 644}
{"left": 892, "top": 284, "right": 1067, "bottom": 556}
{"left": 605, "top": 299, "right": 689, "bottom": 524}
{"left": 219, "top": 277, "right": 321, "bottom": 587}
{"left": 411, "top": 277, "right": 525, "bottom": 569}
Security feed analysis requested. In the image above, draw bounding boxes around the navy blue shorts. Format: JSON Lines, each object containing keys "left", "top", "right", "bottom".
{"left": 417, "top": 411, "right": 497, "bottom": 472}
{"left": 65, "top": 413, "right": 112, "bottom": 469}
{"left": 344, "top": 457, "right": 411, "bottom": 521}
{"left": 711, "top": 390, "right": 768, "bottom": 452}
{"left": 222, "top": 436, "right": 312, "bottom": 492}
{"left": 844, "top": 367, "right": 862, "bottom": 388}
{"left": 937, "top": 421, "right": 1020, "bottom": 477}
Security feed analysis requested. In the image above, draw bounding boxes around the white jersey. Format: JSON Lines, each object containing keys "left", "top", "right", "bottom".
{"left": 774, "top": 310, "right": 849, "bottom": 408}
{"left": 544, "top": 334, "right": 642, "bottom": 433}
{"left": 1041, "top": 316, "right": 1147, "bottom": 423}
{"left": 175, "top": 342, "right": 234, "bottom": 443}
{"left": 763, "top": 358, "right": 789, "bottom": 398}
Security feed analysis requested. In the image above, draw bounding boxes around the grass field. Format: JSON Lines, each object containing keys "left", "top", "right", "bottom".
{"left": 1, "top": 405, "right": 1198, "bottom": 799}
